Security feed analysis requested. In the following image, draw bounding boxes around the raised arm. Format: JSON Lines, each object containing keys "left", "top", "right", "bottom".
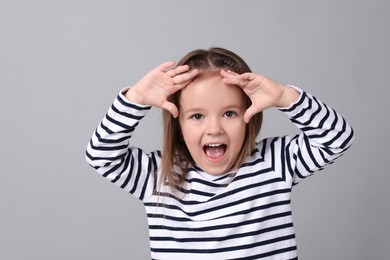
{"left": 85, "top": 62, "right": 198, "bottom": 199}
{"left": 221, "top": 69, "right": 354, "bottom": 183}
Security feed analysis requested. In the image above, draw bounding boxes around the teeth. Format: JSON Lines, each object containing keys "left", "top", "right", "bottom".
{"left": 206, "top": 144, "right": 222, "bottom": 147}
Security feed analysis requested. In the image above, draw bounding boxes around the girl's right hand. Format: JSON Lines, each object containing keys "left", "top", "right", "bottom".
{"left": 125, "top": 61, "right": 198, "bottom": 118}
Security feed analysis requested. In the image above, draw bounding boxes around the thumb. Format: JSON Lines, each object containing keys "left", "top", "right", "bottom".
{"left": 161, "top": 101, "right": 179, "bottom": 118}
{"left": 244, "top": 105, "right": 262, "bottom": 123}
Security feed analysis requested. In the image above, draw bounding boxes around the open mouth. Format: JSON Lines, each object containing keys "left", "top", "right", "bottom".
{"left": 203, "top": 143, "right": 227, "bottom": 160}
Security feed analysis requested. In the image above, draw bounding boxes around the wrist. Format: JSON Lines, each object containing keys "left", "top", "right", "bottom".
{"left": 277, "top": 85, "right": 300, "bottom": 108}
{"left": 124, "top": 87, "right": 145, "bottom": 104}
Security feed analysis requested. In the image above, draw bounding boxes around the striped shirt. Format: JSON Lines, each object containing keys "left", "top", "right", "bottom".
{"left": 86, "top": 88, "right": 354, "bottom": 259}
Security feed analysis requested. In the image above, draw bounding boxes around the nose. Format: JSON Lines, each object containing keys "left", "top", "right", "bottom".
{"left": 205, "top": 118, "right": 224, "bottom": 135}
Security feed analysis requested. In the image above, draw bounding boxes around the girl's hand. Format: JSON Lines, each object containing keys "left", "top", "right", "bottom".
{"left": 125, "top": 61, "right": 199, "bottom": 118}
{"left": 221, "top": 70, "right": 300, "bottom": 123}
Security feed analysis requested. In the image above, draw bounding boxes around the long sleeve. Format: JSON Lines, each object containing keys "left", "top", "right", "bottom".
{"left": 260, "top": 87, "right": 355, "bottom": 184}
{"left": 85, "top": 90, "right": 159, "bottom": 200}
{"left": 84, "top": 87, "right": 355, "bottom": 259}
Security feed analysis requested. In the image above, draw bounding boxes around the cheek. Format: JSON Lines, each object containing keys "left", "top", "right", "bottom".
{"left": 232, "top": 120, "right": 246, "bottom": 135}
{"left": 232, "top": 125, "right": 247, "bottom": 148}
{"left": 180, "top": 125, "right": 198, "bottom": 146}
{"left": 180, "top": 124, "right": 191, "bottom": 138}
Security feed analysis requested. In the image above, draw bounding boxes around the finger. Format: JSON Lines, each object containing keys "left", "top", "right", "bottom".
{"left": 220, "top": 69, "right": 238, "bottom": 78}
{"left": 172, "top": 69, "right": 198, "bottom": 86}
{"left": 244, "top": 105, "right": 263, "bottom": 123}
{"left": 173, "top": 64, "right": 191, "bottom": 74}
{"left": 161, "top": 101, "right": 179, "bottom": 118}
{"left": 174, "top": 78, "right": 194, "bottom": 91}
{"left": 235, "top": 72, "right": 254, "bottom": 81}
{"left": 159, "top": 70, "right": 198, "bottom": 98}
{"left": 165, "top": 64, "right": 190, "bottom": 77}
{"left": 158, "top": 61, "right": 176, "bottom": 72}
{"left": 222, "top": 75, "right": 245, "bottom": 86}
{"left": 230, "top": 73, "right": 259, "bottom": 90}
{"left": 221, "top": 70, "right": 239, "bottom": 83}
{"left": 224, "top": 69, "right": 239, "bottom": 75}
{"left": 221, "top": 71, "right": 254, "bottom": 86}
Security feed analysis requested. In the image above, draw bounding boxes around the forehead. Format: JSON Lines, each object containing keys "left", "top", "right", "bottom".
{"left": 179, "top": 75, "right": 245, "bottom": 108}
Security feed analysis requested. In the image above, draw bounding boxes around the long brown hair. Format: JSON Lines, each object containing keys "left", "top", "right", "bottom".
{"left": 160, "top": 47, "right": 263, "bottom": 192}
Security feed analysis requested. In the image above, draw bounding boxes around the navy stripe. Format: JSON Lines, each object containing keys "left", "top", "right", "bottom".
{"left": 270, "top": 137, "right": 278, "bottom": 171}
{"left": 113, "top": 150, "right": 132, "bottom": 183}
{"left": 111, "top": 103, "right": 145, "bottom": 120}
{"left": 290, "top": 94, "right": 313, "bottom": 121}
{"left": 230, "top": 246, "right": 297, "bottom": 260}
{"left": 285, "top": 138, "right": 295, "bottom": 179}
{"left": 232, "top": 167, "right": 273, "bottom": 183}
{"left": 155, "top": 177, "right": 285, "bottom": 206}
{"left": 89, "top": 139, "right": 128, "bottom": 151}
{"left": 85, "top": 150, "right": 126, "bottom": 162}
{"left": 139, "top": 157, "right": 152, "bottom": 200}
{"left": 279, "top": 91, "right": 306, "bottom": 113}
{"left": 151, "top": 222, "right": 294, "bottom": 243}
{"left": 303, "top": 135, "right": 322, "bottom": 169}
{"left": 322, "top": 113, "right": 345, "bottom": 147}
{"left": 106, "top": 113, "right": 133, "bottom": 131}
{"left": 102, "top": 158, "right": 123, "bottom": 178}
{"left": 341, "top": 127, "right": 354, "bottom": 150}
{"left": 151, "top": 234, "right": 296, "bottom": 254}
{"left": 172, "top": 185, "right": 217, "bottom": 197}
{"left": 95, "top": 130, "right": 131, "bottom": 144}
{"left": 147, "top": 188, "right": 291, "bottom": 219}
{"left": 127, "top": 149, "right": 143, "bottom": 191}
{"left": 149, "top": 211, "right": 292, "bottom": 232}
{"left": 117, "top": 94, "right": 151, "bottom": 110}
{"left": 280, "top": 137, "right": 287, "bottom": 181}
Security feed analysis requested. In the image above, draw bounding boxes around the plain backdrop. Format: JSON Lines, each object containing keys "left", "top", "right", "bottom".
{"left": 1, "top": 0, "right": 389, "bottom": 259}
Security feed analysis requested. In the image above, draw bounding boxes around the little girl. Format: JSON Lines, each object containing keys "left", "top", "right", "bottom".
{"left": 86, "top": 47, "right": 354, "bottom": 259}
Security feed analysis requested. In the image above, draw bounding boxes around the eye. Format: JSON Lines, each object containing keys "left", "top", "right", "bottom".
{"left": 191, "top": 113, "right": 203, "bottom": 120}
{"left": 224, "top": 111, "right": 236, "bottom": 118}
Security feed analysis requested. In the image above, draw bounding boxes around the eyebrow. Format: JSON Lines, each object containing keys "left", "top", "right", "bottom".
{"left": 180, "top": 104, "right": 245, "bottom": 115}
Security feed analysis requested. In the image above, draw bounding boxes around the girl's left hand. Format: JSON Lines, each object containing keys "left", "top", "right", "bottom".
{"left": 221, "top": 70, "right": 299, "bottom": 123}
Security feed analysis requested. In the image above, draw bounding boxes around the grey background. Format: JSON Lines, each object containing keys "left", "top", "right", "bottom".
{"left": 1, "top": 0, "right": 389, "bottom": 259}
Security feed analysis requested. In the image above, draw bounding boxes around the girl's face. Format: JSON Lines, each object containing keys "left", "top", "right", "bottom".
{"left": 178, "top": 75, "right": 247, "bottom": 176}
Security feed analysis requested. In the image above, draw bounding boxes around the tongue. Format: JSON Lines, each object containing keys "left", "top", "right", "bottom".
{"left": 205, "top": 145, "right": 226, "bottom": 159}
